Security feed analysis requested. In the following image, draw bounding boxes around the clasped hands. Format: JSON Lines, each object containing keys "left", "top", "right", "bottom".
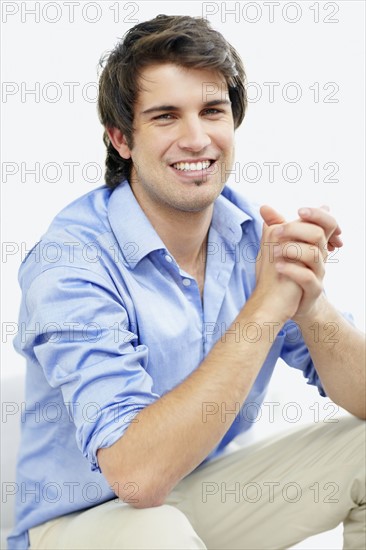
{"left": 255, "top": 205, "right": 342, "bottom": 322}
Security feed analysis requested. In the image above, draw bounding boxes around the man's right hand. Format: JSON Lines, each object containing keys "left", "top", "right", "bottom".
{"left": 253, "top": 206, "right": 302, "bottom": 322}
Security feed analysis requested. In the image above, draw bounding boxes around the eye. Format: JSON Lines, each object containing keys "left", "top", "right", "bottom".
{"left": 153, "top": 113, "right": 175, "bottom": 120}
{"left": 204, "top": 108, "right": 220, "bottom": 114}
{"left": 202, "top": 108, "right": 225, "bottom": 117}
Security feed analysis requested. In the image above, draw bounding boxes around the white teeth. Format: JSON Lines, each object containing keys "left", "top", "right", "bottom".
{"left": 173, "top": 160, "right": 211, "bottom": 171}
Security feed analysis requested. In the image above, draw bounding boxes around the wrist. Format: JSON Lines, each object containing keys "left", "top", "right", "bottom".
{"left": 243, "top": 292, "right": 290, "bottom": 329}
{"left": 292, "top": 293, "right": 329, "bottom": 326}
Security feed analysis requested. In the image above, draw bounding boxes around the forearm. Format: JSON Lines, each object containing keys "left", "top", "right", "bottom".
{"left": 294, "top": 295, "right": 366, "bottom": 419}
{"left": 98, "top": 294, "right": 287, "bottom": 507}
{"left": 261, "top": 206, "right": 365, "bottom": 419}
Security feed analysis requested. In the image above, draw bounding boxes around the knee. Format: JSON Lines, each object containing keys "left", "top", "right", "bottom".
{"left": 54, "top": 502, "right": 207, "bottom": 550}
{"left": 120, "top": 504, "right": 206, "bottom": 549}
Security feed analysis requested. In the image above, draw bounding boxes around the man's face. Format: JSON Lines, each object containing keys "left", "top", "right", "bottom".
{"left": 122, "top": 63, "right": 235, "bottom": 214}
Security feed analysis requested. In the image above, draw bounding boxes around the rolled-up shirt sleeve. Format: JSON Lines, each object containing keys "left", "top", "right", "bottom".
{"left": 22, "top": 265, "right": 160, "bottom": 471}
{"left": 280, "top": 313, "right": 355, "bottom": 398}
{"left": 280, "top": 321, "right": 326, "bottom": 397}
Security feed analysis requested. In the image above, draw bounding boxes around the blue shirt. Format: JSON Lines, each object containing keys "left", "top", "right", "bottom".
{"left": 8, "top": 181, "right": 325, "bottom": 549}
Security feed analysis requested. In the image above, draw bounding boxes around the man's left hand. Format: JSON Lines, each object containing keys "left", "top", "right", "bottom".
{"left": 260, "top": 205, "right": 343, "bottom": 320}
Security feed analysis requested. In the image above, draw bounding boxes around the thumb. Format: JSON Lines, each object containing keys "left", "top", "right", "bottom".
{"left": 260, "top": 205, "right": 287, "bottom": 227}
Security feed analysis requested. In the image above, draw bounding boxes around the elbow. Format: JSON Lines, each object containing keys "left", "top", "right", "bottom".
{"left": 98, "top": 457, "right": 169, "bottom": 508}
{"left": 112, "top": 472, "right": 169, "bottom": 509}
{"left": 334, "top": 400, "right": 366, "bottom": 421}
{"left": 129, "top": 491, "right": 166, "bottom": 509}
{"left": 97, "top": 447, "right": 172, "bottom": 508}
{"left": 352, "top": 409, "right": 366, "bottom": 421}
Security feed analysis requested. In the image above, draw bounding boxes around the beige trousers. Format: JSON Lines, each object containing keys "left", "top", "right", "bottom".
{"left": 29, "top": 415, "right": 366, "bottom": 550}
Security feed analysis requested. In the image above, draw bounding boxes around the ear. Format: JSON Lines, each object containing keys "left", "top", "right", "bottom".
{"left": 106, "top": 127, "right": 132, "bottom": 159}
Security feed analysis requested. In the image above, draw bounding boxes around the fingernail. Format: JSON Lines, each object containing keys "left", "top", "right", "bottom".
{"left": 298, "top": 208, "right": 311, "bottom": 217}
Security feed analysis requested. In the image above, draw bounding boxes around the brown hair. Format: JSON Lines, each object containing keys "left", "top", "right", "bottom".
{"left": 98, "top": 14, "right": 247, "bottom": 188}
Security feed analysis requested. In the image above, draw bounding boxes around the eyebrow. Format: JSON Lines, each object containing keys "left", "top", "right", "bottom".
{"left": 141, "top": 99, "right": 231, "bottom": 116}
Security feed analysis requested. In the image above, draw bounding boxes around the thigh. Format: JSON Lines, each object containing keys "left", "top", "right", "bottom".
{"left": 29, "top": 499, "right": 207, "bottom": 550}
{"left": 176, "top": 415, "right": 365, "bottom": 550}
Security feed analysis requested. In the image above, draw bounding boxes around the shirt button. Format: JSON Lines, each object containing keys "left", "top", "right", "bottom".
{"left": 182, "top": 278, "right": 191, "bottom": 286}
{"left": 165, "top": 255, "right": 173, "bottom": 263}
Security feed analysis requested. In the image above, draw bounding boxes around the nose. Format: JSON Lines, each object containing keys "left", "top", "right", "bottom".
{"left": 177, "top": 116, "right": 211, "bottom": 152}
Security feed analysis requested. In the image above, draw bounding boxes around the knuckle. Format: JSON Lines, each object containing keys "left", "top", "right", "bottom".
{"left": 303, "top": 270, "right": 314, "bottom": 285}
{"left": 318, "top": 264, "right": 325, "bottom": 279}
{"left": 314, "top": 227, "right": 325, "bottom": 242}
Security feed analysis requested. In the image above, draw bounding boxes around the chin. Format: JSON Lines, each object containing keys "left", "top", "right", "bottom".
{"left": 174, "top": 196, "right": 218, "bottom": 213}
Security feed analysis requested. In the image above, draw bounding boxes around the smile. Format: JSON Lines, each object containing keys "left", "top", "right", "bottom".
{"left": 171, "top": 160, "right": 214, "bottom": 172}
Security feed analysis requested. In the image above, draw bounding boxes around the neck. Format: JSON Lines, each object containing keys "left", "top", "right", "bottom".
{"left": 130, "top": 185, "right": 212, "bottom": 273}
{"left": 146, "top": 202, "right": 212, "bottom": 272}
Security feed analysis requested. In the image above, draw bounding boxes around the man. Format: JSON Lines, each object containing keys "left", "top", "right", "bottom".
{"left": 9, "top": 14, "right": 365, "bottom": 550}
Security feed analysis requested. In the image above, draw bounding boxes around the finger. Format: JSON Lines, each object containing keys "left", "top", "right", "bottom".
{"left": 319, "top": 206, "right": 343, "bottom": 247}
{"left": 275, "top": 261, "right": 323, "bottom": 300}
{"left": 272, "top": 221, "right": 328, "bottom": 250}
{"left": 260, "top": 205, "right": 287, "bottom": 226}
{"left": 297, "top": 207, "right": 342, "bottom": 248}
{"left": 326, "top": 235, "right": 343, "bottom": 251}
{"left": 274, "top": 243, "right": 325, "bottom": 279}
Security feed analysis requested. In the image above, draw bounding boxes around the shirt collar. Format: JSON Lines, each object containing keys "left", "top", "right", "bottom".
{"left": 108, "top": 180, "right": 253, "bottom": 269}
{"left": 211, "top": 190, "right": 252, "bottom": 244}
{"left": 108, "top": 181, "right": 166, "bottom": 269}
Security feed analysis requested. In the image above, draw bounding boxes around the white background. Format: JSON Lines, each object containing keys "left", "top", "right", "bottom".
{"left": 1, "top": 2, "right": 365, "bottom": 548}
{"left": 2, "top": 1, "right": 365, "bottom": 380}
